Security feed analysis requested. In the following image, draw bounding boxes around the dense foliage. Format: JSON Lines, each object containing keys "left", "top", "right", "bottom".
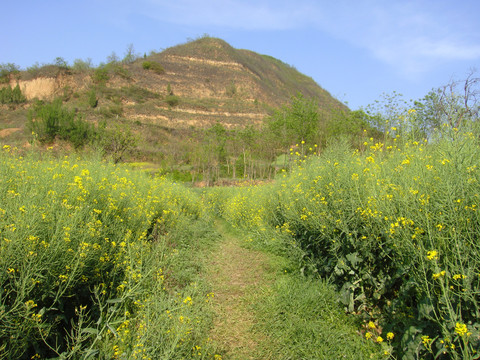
{"left": 0, "top": 149, "right": 220, "bottom": 359}
{"left": 209, "top": 125, "right": 480, "bottom": 359}
{"left": 0, "top": 84, "right": 25, "bottom": 105}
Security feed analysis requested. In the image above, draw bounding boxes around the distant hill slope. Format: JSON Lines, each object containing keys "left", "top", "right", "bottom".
{"left": 1, "top": 37, "right": 352, "bottom": 170}
{"left": 138, "top": 37, "right": 345, "bottom": 128}
{"left": 3, "top": 37, "right": 345, "bottom": 131}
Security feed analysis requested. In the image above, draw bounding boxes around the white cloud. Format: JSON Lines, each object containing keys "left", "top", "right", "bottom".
{"left": 311, "top": 1, "right": 480, "bottom": 76}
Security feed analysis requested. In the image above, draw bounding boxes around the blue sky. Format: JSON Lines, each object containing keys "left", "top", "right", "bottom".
{"left": 2, "top": 0, "right": 480, "bottom": 109}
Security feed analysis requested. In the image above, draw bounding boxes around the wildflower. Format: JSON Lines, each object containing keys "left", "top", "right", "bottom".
{"left": 365, "top": 332, "right": 372, "bottom": 339}
{"left": 426, "top": 250, "right": 438, "bottom": 261}
{"left": 386, "top": 332, "right": 394, "bottom": 340}
{"left": 422, "top": 335, "right": 432, "bottom": 346}
{"left": 183, "top": 296, "right": 193, "bottom": 305}
{"left": 368, "top": 321, "right": 376, "bottom": 329}
{"left": 455, "top": 322, "right": 468, "bottom": 337}
{"left": 376, "top": 336, "right": 384, "bottom": 343}
{"left": 25, "top": 300, "right": 37, "bottom": 309}
{"left": 432, "top": 270, "right": 446, "bottom": 280}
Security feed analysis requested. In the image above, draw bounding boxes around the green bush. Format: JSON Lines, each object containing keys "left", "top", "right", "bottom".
{"left": 165, "top": 95, "right": 179, "bottom": 107}
{"left": 72, "top": 58, "right": 92, "bottom": 72}
{"left": 87, "top": 89, "right": 98, "bottom": 108}
{"left": 28, "top": 99, "right": 95, "bottom": 148}
{"left": 142, "top": 61, "right": 165, "bottom": 75}
{"left": 0, "top": 63, "right": 20, "bottom": 84}
{"left": 92, "top": 67, "right": 109, "bottom": 84}
{"left": 0, "top": 84, "right": 26, "bottom": 105}
{"left": 98, "top": 104, "right": 123, "bottom": 118}
{"left": 96, "top": 121, "right": 137, "bottom": 163}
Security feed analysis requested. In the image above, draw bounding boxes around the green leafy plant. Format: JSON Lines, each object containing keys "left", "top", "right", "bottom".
{"left": 92, "top": 67, "right": 109, "bottom": 84}
{"left": 166, "top": 94, "right": 180, "bottom": 107}
{"left": 0, "top": 84, "right": 26, "bottom": 105}
{"left": 142, "top": 61, "right": 165, "bottom": 74}
{"left": 27, "top": 99, "right": 95, "bottom": 148}
{"left": 96, "top": 121, "right": 137, "bottom": 163}
{"left": 87, "top": 89, "right": 98, "bottom": 108}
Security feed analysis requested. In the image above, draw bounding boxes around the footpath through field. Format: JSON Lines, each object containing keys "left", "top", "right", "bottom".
{"left": 206, "top": 220, "right": 272, "bottom": 360}
{"left": 204, "top": 219, "right": 381, "bottom": 360}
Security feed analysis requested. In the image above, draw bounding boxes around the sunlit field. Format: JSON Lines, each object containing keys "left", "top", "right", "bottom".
{"left": 208, "top": 126, "right": 480, "bottom": 359}
{"left": 0, "top": 148, "right": 220, "bottom": 359}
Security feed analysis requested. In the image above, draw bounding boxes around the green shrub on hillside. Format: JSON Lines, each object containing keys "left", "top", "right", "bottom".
{"left": 27, "top": 99, "right": 95, "bottom": 148}
{"left": 96, "top": 121, "right": 137, "bottom": 163}
{"left": 166, "top": 94, "right": 179, "bottom": 107}
{"left": 142, "top": 61, "right": 165, "bottom": 75}
{"left": 0, "top": 84, "right": 26, "bottom": 105}
{"left": 92, "top": 67, "right": 109, "bottom": 84}
{"left": 0, "top": 63, "right": 20, "bottom": 84}
{"left": 87, "top": 89, "right": 98, "bottom": 108}
{"left": 72, "top": 58, "right": 92, "bottom": 72}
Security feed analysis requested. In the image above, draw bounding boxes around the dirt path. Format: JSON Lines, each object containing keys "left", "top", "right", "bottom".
{"left": 207, "top": 220, "right": 272, "bottom": 360}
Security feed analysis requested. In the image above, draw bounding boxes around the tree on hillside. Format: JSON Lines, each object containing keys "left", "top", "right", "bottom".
{"left": 123, "top": 44, "right": 139, "bottom": 64}
{"left": 267, "top": 92, "right": 320, "bottom": 152}
{"left": 326, "top": 108, "right": 379, "bottom": 146}
{"left": 415, "top": 71, "right": 480, "bottom": 132}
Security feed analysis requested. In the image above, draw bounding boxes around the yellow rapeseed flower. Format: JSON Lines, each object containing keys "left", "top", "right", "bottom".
{"left": 432, "top": 270, "right": 446, "bottom": 280}
{"left": 455, "top": 322, "right": 468, "bottom": 337}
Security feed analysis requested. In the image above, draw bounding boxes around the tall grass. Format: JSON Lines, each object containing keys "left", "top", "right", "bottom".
{"left": 0, "top": 147, "right": 220, "bottom": 359}
{"left": 211, "top": 128, "right": 480, "bottom": 359}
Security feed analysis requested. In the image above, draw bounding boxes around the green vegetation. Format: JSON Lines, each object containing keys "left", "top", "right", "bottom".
{"left": 92, "top": 66, "right": 109, "bottom": 84}
{"left": 27, "top": 99, "right": 95, "bottom": 148}
{"left": 87, "top": 89, "right": 98, "bottom": 108}
{"left": 1, "top": 41, "right": 479, "bottom": 360}
{"left": 0, "top": 149, "right": 221, "bottom": 359}
{"left": 165, "top": 95, "right": 180, "bottom": 107}
{"left": 0, "top": 63, "right": 21, "bottom": 83}
{"left": 0, "top": 84, "right": 26, "bottom": 105}
{"left": 254, "top": 276, "right": 381, "bottom": 359}
{"left": 208, "top": 124, "right": 480, "bottom": 359}
{"left": 142, "top": 61, "right": 165, "bottom": 74}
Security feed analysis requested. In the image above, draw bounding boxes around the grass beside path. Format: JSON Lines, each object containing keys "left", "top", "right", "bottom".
{"left": 206, "top": 219, "right": 382, "bottom": 360}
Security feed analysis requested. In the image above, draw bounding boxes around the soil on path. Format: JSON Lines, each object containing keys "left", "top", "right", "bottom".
{"left": 207, "top": 220, "right": 272, "bottom": 360}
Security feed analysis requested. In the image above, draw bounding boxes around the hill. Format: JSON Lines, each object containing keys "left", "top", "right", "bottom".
{"left": 0, "top": 37, "right": 353, "bottom": 181}
{"left": 2, "top": 37, "right": 344, "bottom": 126}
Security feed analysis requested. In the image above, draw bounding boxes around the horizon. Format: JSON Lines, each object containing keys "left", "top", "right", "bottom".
{"left": 2, "top": 1, "right": 479, "bottom": 110}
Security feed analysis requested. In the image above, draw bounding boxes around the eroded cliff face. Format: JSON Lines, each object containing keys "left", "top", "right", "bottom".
{"left": 9, "top": 74, "right": 92, "bottom": 100}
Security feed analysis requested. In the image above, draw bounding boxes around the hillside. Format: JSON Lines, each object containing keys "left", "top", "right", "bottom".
{"left": 2, "top": 37, "right": 343, "bottom": 126}
{"left": 0, "top": 37, "right": 352, "bottom": 181}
